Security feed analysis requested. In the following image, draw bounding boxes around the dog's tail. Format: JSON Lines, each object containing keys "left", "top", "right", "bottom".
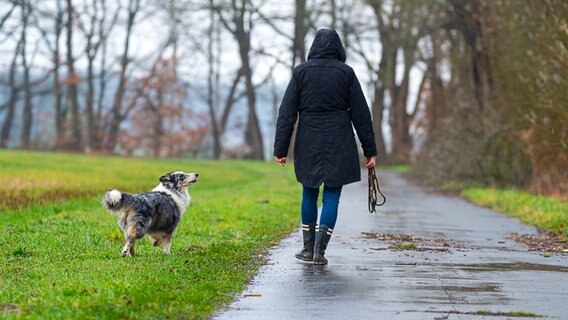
{"left": 102, "top": 189, "right": 135, "bottom": 213}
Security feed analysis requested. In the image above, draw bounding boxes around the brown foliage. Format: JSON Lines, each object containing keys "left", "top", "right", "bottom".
{"left": 416, "top": 0, "right": 567, "bottom": 197}
{"left": 119, "top": 57, "right": 208, "bottom": 157}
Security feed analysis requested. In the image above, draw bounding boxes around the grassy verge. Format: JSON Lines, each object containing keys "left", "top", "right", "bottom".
{"left": 379, "top": 165, "right": 410, "bottom": 173}
{"left": 461, "top": 187, "right": 568, "bottom": 238}
{"left": 0, "top": 150, "right": 300, "bottom": 319}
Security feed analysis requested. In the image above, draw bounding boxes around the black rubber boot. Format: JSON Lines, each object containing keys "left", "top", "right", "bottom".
{"left": 295, "top": 224, "right": 316, "bottom": 261}
{"left": 313, "top": 225, "right": 333, "bottom": 265}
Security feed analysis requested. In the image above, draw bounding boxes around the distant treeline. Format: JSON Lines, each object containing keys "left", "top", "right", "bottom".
{"left": 0, "top": 0, "right": 566, "bottom": 195}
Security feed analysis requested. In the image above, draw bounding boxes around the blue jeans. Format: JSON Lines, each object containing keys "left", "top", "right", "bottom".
{"left": 301, "top": 185, "right": 343, "bottom": 229}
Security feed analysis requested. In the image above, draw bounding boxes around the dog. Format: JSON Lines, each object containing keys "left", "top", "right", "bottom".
{"left": 102, "top": 171, "right": 199, "bottom": 257}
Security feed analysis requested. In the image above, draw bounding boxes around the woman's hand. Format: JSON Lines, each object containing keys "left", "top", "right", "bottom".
{"left": 365, "top": 156, "right": 376, "bottom": 169}
{"left": 275, "top": 157, "right": 287, "bottom": 166}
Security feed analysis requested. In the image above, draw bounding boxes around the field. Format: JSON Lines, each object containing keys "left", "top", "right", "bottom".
{"left": 0, "top": 150, "right": 300, "bottom": 319}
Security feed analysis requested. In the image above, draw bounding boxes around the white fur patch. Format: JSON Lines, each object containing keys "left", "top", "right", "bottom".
{"left": 152, "top": 183, "right": 191, "bottom": 213}
{"left": 107, "top": 189, "right": 122, "bottom": 205}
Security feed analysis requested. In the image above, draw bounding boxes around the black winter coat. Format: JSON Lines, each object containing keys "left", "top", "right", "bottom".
{"left": 273, "top": 29, "right": 377, "bottom": 188}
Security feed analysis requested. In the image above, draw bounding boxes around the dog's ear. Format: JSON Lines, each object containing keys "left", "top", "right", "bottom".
{"left": 159, "top": 173, "right": 172, "bottom": 184}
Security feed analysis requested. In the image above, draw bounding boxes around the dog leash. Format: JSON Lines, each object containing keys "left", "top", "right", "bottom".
{"left": 368, "top": 167, "right": 386, "bottom": 213}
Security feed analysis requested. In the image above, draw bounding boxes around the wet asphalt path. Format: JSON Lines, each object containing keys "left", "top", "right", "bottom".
{"left": 215, "top": 171, "right": 568, "bottom": 319}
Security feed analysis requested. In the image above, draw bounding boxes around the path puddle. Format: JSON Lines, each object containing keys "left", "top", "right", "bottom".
{"left": 441, "top": 262, "right": 568, "bottom": 273}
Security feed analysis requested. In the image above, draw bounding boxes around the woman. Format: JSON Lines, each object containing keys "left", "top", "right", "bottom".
{"left": 273, "top": 29, "right": 377, "bottom": 265}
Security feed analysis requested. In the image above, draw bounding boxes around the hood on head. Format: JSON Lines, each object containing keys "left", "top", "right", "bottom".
{"left": 307, "top": 29, "right": 346, "bottom": 62}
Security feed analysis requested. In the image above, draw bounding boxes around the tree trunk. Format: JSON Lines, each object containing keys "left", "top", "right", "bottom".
{"left": 153, "top": 91, "right": 163, "bottom": 158}
{"left": 213, "top": 0, "right": 263, "bottom": 159}
{"left": 239, "top": 41, "right": 264, "bottom": 159}
{"left": 292, "top": 0, "right": 307, "bottom": 67}
{"left": 288, "top": 0, "right": 309, "bottom": 160}
{"left": 371, "top": 85, "right": 387, "bottom": 159}
{"left": 389, "top": 50, "right": 412, "bottom": 162}
{"left": 107, "top": 0, "right": 140, "bottom": 152}
{"left": 425, "top": 43, "right": 446, "bottom": 136}
{"left": 239, "top": 39, "right": 264, "bottom": 160}
{"left": 0, "top": 39, "right": 22, "bottom": 148}
{"left": 371, "top": 49, "right": 388, "bottom": 160}
{"left": 207, "top": 1, "right": 221, "bottom": 159}
{"left": 329, "top": 0, "right": 337, "bottom": 29}
{"left": 86, "top": 54, "right": 96, "bottom": 151}
{"left": 82, "top": 0, "right": 99, "bottom": 152}
{"left": 66, "top": 0, "right": 82, "bottom": 151}
{"left": 96, "top": 39, "right": 106, "bottom": 149}
{"left": 96, "top": 0, "right": 111, "bottom": 151}
{"left": 235, "top": 3, "right": 263, "bottom": 160}
{"left": 219, "top": 68, "right": 243, "bottom": 134}
{"left": 53, "top": 0, "right": 65, "bottom": 149}
{"left": 20, "top": 1, "right": 33, "bottom": 149}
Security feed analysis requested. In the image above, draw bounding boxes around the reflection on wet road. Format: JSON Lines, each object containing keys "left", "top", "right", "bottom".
{"left": 216, "top": 171, "right": 568, "bottom": 319}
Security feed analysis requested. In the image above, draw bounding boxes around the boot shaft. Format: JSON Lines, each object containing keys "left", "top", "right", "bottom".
{"left": 313, "top": 225, "right": 333, "bottom": 265}
{"left": 301, "top": 223, "right": 316, "bottom": 249}
{"left": 314, "top": 225, "right": 333, "bottom": 255}
{"left": 295, "top": 223, "right": 316, "bottom": 262}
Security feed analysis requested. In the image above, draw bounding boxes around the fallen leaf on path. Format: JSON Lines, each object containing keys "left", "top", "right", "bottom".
{"left": 243, "top": 293, "right": 262, "bottom": 297}
{"left": 508, "top": 233, "right": 568, "bottom": 253}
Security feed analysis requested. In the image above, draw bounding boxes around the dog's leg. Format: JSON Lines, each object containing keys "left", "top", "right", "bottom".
{"left": 129, "top": 242, "right": 136, "bottom": 256}
{"left": 148, "top": 235, "right": 158, "bottom": 246}
{"left": 122, "top": 225, "right": 141, "bottom": 257}
{"left": 121, "top": 238, "right": 134, "bottom": 257}
{"left": 162, "top": 236, "right": 172, "bottom": 255}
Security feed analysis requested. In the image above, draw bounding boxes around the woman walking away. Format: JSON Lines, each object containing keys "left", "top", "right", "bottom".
{"left": 273, "top": 29, "right": 377, "bottom": 265}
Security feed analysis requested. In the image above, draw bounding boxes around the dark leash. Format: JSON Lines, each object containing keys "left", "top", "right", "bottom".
{"left": 368, "top": 167, "right": 386, "bottom": 213}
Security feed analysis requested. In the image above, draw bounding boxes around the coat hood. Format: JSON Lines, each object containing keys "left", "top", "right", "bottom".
{"left": 307, "top": 29, "right": 346, "bottom": 62}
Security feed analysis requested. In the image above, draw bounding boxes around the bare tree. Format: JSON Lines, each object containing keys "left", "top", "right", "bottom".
{"left": 80, "top": 0, "right": 100, "bottom": 151}
{"left": 214, "top": 0, "right": 264, "bottom": 159}
{"left": 65, "top": 0, "right": 82, "bottom": 150}
{"left": 95, "top": 0, "right": 121, "bottom": 150}
{"left": 106, "top": 0, "right": 141, "bottom": 152}
{"left": 198, "top": 0, "right": 248, "bottom": 158}
{"left": 76, "top": 0, "right": 119, "bottom": 151}
{"left": 34, "top": 0, "right": 66, "bottom": 149}
{"left": 358, "top": 0, "right": 433, "bottom": 162}
{"left": 206, "top": 1, "right": 222, "bottom": 158}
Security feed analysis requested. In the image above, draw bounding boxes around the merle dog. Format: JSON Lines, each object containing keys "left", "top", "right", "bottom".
{"left": 102, "top": 171, "right": 198, "bottom": 257}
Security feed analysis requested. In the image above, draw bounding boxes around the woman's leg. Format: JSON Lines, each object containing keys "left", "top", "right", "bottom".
{"left": 301, "top": 185, "right": 319, "bottom": 225}
{"left": 297, "top": 185, "right": 319, "bottom": 261}
{"left": 314, "top": 185, "right": 342, "bottom": 265}
{"left": 319, "top": 185, "right": 342, "bottom": 229}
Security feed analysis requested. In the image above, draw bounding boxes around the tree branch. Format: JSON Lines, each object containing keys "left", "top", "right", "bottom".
{"left": 0, "top": 2, "right": 16, "bottom": 30}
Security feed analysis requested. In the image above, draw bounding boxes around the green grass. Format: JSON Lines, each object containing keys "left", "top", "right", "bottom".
{"left": 473, "top": 310, "right": 542, "bottom": 317}
{"left": 0, "top": 150, "right": 300, "bottom": 319}
{"left": 388, "top": 242, "right": 417, "bottom": 250}
{"left": 380, "top": 165, "right": 410, "bottom": 173}
{"left": 461, "top": 187, "right": 568, "bottom": 238}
